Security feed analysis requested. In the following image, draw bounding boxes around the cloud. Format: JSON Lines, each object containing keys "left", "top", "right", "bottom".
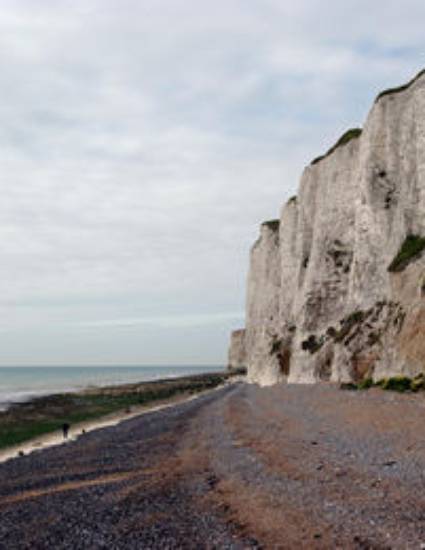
{"left": 77, "top": 311, "right": 245, "bottom": 329}
{"left": 0, "top": 0, "right": 424, "bottom": 363}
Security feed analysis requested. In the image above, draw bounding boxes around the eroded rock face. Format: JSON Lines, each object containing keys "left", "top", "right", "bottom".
{"left": 245, "top": 220, "right": 282, "bottom": 385}
{"left": 228, "top": 329, "right": 246, "bottom": 370}
{"left": 230, "top": 70, "right": 425, "bottom": 385}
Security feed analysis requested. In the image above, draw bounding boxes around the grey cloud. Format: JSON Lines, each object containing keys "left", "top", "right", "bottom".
{"left": 0, "top": 0, "right": 424, "bottom": 364}
{"left": 77, "top": 312, "right": 245, "bottom": 329}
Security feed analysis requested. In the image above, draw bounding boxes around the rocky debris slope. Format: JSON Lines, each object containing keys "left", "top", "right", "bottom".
{"left": 229, "top": 69, "right": 425, "bottom": 385}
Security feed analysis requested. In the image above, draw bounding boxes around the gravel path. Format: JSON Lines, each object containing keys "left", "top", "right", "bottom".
{"left": 2, "top": 382, "right": 425, "bottom": 549}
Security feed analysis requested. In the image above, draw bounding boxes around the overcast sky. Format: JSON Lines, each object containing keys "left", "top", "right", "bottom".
{"left": 0, "top": 0, "right": 424, "bottom": 366}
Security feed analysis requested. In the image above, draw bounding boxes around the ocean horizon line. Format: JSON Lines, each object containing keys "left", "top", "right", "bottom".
{"left": 0, "top": 364, "right": 224, "bottom": 369}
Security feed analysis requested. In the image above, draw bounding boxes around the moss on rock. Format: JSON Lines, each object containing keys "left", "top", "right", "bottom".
{"left": 388, "top": 234, "right": 425, "bottom": 272}
{"left": 262, "top": 219, "right": 280, "bottom": 232}
{"left": 375, "top": 68, "right": 425, "bottom": 103}
{"left": 311, "top": 128, "right": 362, "bottom": 166}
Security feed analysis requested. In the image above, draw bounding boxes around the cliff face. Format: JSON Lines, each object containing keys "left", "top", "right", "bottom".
{"left": 244, "top": 221, "right": 282, "bottom": 384}
{"left": 227, "top": 329, "right": 246, "bottom": 370}
{"left": 228, "top": 70, "right": 425, "bottom": 385}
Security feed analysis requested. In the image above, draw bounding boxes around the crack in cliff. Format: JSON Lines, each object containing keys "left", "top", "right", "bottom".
{"left": 228, "top": 68, "right": 425, "bottom": 385}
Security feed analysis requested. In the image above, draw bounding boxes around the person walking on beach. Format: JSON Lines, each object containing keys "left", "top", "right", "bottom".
{"left": 62, "top": 422, "right": 70, "bottom": 439}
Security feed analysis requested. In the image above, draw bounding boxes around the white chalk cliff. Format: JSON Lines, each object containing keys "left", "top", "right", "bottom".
{"left": 229, "top": 69, "right": 425, "bottom": 385}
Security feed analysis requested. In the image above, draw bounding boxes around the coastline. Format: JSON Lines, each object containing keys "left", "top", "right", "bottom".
{"left": 0, "top": 365, "right": 222, "bottom": 411}
{"left": 0, "top": 368, "right": 245, "bottom": 460}
{"left": 0, "top": 384, "right": 224, "bottom": 464}
{"left": 3, "top": 380, "right": 425, "bottom": 547}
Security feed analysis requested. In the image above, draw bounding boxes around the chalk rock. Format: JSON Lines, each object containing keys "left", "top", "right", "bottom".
{"left": 228, "top": 329, "right": 246, "bottom": 370}
{"left": 230, "top": 69, "right": 425, "bottom": 385}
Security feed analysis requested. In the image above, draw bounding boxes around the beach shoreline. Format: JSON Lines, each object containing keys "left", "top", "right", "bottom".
{"left": 0, "top": 365, "right": 224, "bottom": 411}
{"left": 0, "top": 382, "right": 229, "bottom": 464}
{"left": 3, "top": 382, "right": 425, "bottom": 547}
{"left": 0, "top": 368, "right": 245, "bottom": 458}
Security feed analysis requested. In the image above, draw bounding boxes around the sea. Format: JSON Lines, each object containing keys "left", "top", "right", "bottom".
{"left": 0, "top": 365, "right": 222, "bottom": 411}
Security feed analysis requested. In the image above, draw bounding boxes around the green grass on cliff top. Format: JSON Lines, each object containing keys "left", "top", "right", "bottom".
{"left": 262, "top": 219, "right": 280, "bottom": 231}
{"left": 375, "top": 68, "right": 425, "bottom": 102}
{"left": 311, "top": 128, "right": 362, "bottom": 166}
{"left": 310, "top": 69, "right": 425, "bottom": 167}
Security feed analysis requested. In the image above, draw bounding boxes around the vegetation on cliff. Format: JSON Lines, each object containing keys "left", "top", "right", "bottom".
{"left": 301, "top": 334, "right": 324, "bottom": 354}
{"left": 311, "top": 128, "right": 362, "bottom": 165}
{"left": 262, "top": 219, "right": 280, "bottom": 231}
{"left": 388, "top": 234, "right": 425, "bottom": 272}
{"left": 375, "top": 68, "right": 425, "bottom": 102}
{"left": 341, "top": 373, "right": 425, "bottom": 393}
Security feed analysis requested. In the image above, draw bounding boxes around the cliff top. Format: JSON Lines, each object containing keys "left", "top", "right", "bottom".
{"left": 311, "top": 128, "right": 362, "bottom": 166}
{"left": 309, "top": 69, "right": 425, "bottom": 167}
{"left": 375, "top": 68, "right": 425, "bottom": 103}
{"left": 261, "top": 219, "right": 280, "bottom": 231}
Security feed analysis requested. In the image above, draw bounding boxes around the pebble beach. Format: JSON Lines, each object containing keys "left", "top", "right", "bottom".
{"left": 2, "top": 382, "right": 425, "bottom": 548}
